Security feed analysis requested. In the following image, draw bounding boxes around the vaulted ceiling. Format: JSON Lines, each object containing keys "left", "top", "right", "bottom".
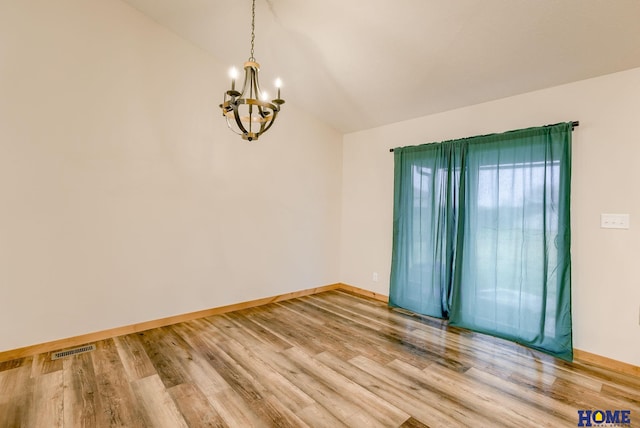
{"left": 121, "top": 0, "right": 640, "bottom": 134}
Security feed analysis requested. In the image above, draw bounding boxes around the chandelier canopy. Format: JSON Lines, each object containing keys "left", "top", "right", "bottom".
{"left": 220, "top": 0, "right": 284, "bottom": 141}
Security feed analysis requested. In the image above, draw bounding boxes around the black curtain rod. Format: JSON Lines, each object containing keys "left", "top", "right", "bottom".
{"left": 389, "top": 121, "right": 579, "bottom": 152}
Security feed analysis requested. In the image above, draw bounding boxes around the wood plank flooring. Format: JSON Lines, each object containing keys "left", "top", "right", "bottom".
{"left": 1, "top": 290, "right": 638, "bottom": 427}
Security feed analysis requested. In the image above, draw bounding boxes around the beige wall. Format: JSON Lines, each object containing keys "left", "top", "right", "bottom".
{"left": 341, "top": 67, "right": 640, "bottom": 367}
{"left": 0, "top": 0, "right": 342, "bottom": 352}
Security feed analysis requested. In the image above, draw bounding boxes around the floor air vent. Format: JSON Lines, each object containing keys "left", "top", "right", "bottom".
{"left": 51, "top": 344, "right": 96, "bottom": 360}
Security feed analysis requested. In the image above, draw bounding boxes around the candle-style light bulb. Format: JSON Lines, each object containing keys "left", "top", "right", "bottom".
{"left": 275, "top": 78, "right": 282, "bottom": 99}
{"left": 229, "top": 67, "right": 238, "bottom": 91}
{"left": 260, "top": 91, "right": 269, "bottom": 102}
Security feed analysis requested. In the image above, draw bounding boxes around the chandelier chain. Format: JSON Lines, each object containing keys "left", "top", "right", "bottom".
{"left": 249, "top": 0, "right": 256, "bottom": 61}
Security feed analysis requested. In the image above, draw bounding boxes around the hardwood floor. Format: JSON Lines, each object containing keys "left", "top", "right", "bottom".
{"left": 0, "top": 290, "right": 638, "bottom": 427}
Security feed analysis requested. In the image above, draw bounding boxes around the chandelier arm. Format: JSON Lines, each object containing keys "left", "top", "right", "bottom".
{"left": 231, "top": 105, "right": 250, "bottom": 136}
{"left": 252, "top": 67, "right": 260, "bottom": 99}
{"left": 250, "top": 67, "right": 266, "bottom": 117}
{"left": 225, "top": 116, "right": 244, "bottom": 136}
{"left": 240, "top": 68, "right": 250, "bottom": 99}
{"left": 260, "top": 111, "right": 278, "bottom": 134}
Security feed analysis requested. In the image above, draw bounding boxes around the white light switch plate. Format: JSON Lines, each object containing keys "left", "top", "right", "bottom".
{"left": 600, "top": 213, "right": 630, "bottom": 229}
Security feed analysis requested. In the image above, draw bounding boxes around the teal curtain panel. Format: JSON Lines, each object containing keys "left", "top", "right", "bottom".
{"left": 389, "top": 123, "right": 573, "bottom": 361}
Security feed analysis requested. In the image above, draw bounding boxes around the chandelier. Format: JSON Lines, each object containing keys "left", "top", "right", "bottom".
{"left": 220, "top": 0, "right": 284, "bottom": 141}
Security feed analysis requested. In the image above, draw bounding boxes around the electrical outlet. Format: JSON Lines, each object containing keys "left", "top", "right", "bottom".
{"left": 600, "top": 213, "right": 630, "bottom": 229}
{"left": 373, "top": 272, "right": 379, "bottom": 282}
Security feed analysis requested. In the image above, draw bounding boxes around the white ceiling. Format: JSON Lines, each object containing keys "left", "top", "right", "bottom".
{"left": 121, "top": 0, "right": 640, "bottom": 134}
